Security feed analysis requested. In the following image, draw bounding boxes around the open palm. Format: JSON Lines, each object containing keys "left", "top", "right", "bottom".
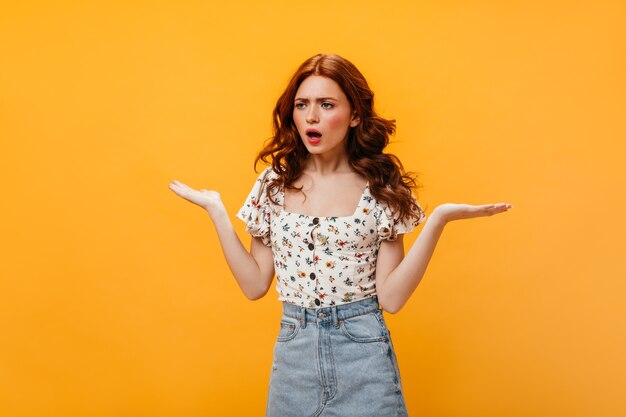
{"left": 436, "top": 202, "right": 513, "bottom": 222}
{"left": 168, "top": 180, "right": 222, "bottom": 211}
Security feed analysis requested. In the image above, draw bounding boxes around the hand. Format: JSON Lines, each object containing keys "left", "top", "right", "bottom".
{"left": 168, "top": 179, "right": 223, "bottom": 212}
{"left": 434, "top": 202, "right": 513, "bottom": 223}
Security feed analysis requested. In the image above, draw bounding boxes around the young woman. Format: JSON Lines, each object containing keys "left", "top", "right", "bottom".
{"left": 169, "top": 53, "right": 512, "bottom": 416}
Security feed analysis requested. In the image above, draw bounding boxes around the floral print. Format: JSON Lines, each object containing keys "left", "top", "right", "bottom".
{"left": 236, "top": 167, "right": 427, "bottom": 309}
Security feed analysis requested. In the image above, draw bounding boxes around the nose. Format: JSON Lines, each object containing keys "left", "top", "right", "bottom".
{"left": 305, "top": 106, "right": 319, "bottom": 124}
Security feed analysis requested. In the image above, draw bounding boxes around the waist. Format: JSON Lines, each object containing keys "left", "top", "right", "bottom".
{"left": 282, "top": 295, "right": 381, "bottom": 324}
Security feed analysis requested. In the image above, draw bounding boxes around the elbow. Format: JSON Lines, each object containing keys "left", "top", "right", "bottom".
{"left": 245, "top": 289, "right": 266, "bottom": 301}
{"left": 381, "top": 303, "right": 401, "bottom": 314}
{"left": 379, "top": 298, "right": 402, "bottom": 314}
{"left": 245, "top": 283, "right": 271, "bottom": 301}
{"left": 377, "top": 287, "right": 401, "bottom": 314}
{"left": 245, "top": 291, "right": 260, "bottom": 301}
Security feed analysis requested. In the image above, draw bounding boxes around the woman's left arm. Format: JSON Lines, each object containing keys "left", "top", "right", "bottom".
{"left": 375, "top": 203, "right": 512, "bottom": 314}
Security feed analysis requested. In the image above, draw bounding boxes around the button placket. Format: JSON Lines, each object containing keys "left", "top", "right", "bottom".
{"left": 309, "top": 217, "right": 321, "bottom": 306}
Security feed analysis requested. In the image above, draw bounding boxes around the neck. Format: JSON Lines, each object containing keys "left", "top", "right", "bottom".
{"left": 303, "top": 150, "right": 352, "bottom": 175}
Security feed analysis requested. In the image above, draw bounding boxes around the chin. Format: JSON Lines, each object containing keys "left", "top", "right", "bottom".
{"left": 303, "top": 141, "right": 328, "bottom": 151}
{"left": 304, "top": 147, "right": 320, "bottom": 155}
{"left": 303, "top": 139, "right": 347, "bottom": 155}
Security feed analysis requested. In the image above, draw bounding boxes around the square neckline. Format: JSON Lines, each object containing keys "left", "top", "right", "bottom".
{"left": 279, "top": 182, "right": 370, "bottom": 219}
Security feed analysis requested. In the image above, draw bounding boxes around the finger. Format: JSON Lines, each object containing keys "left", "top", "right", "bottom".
{"left": 489, "top": 203, "right": 513, "bottom": 213}
{"left": 177, "top": 183, "right": 194, "bottom": 192}
{"left": 486, "top": 203, "right": 511, "bottom": 209}
{"left": 169, "top": 183, "right": 190, "bottom": 195}
{"left": 169, "top": 185, "right": 183, "bottom": 195}
{"left": 171, "top": 180, "right": 191, "bottom": 188}
{"left": 479, "top": 204, "right": 499, "bottom": 210}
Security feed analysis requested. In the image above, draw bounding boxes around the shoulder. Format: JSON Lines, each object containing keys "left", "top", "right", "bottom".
{"left": 373, "top": 189, "right": 425, "bottom": 224}
{"left": 249, "top": 166, "right": 278, "bottom": 189}
{"left": 250, "top": 166, "right": 282, "bottom": 203}
{"left": 257, "top": 165, "right": 280, "bottom": 181}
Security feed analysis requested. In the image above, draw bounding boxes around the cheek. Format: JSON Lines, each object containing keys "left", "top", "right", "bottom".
{"left": 293, "top": 112, "right": 306, "bottom": 128}
{"left": 327, "top": 112, "right": 350, "bottom": 129}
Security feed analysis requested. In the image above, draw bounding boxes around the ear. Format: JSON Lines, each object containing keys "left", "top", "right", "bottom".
{"left": 350, "top": 112, "right": 360, "bottom": 127}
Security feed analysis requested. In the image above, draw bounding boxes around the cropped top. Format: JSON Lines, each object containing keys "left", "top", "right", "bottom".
{"left": 236, "top": 166, "right": 427, "bottom": 308}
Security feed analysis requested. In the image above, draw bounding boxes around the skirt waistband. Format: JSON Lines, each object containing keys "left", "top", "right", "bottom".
{"left": 282, "top": 296, "right": 381, "bottom": 328}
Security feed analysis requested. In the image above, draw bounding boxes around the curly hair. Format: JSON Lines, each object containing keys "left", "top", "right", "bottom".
{"left": 254, "top": 53, "right": 425, "bottom": 223}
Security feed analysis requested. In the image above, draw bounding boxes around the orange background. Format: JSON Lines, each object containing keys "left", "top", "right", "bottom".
{"left": 1, "top": 1, "right": 625, "bottom": 416}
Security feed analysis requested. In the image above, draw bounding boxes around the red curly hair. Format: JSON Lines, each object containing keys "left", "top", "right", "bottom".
{"left": 255, "top": 53, "right": 425, "bottom": 223}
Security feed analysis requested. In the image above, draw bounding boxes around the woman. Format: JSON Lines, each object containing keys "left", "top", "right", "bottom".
{"left": 169, "top": 53, "right": 512, "bottom": 416}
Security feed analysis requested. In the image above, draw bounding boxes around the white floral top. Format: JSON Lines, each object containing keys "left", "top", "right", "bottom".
{"left": 236, "top": 166, "right": 427, "bottom": 308}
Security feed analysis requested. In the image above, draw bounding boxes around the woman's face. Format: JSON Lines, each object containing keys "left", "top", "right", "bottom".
{"left": 293, "top": 75, "right": 360, "bottom": 156}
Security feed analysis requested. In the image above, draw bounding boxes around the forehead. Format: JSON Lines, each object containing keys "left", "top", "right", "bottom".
{"left": 295, "top": 75, "right": 347, "bottom": 100}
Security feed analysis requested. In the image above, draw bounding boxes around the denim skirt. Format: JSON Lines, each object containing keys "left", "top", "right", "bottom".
{"left": 266, "top": 295, "right": 409, "bottom": 417}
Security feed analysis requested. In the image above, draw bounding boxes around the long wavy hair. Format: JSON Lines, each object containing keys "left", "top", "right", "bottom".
{"left": 255, "top": 53, "right": 425, "bottom": 223}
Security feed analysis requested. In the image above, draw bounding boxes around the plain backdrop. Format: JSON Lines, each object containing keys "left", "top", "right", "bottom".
{"left": 1, "top": 1, "right": 625, "bottom": 416}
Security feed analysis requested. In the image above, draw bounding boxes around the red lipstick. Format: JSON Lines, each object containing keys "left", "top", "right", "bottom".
{"left": 306, "top": 129, "right": 322, "bottom": 145}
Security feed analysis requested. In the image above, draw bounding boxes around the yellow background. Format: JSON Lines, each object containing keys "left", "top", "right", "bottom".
{"left": 1, "top": 1, "right": 625, "bottom": 416}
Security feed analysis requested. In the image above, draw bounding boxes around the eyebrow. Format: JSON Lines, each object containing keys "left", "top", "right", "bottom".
{"left": 294, "top": 97, "right": 339, "bottom": 102}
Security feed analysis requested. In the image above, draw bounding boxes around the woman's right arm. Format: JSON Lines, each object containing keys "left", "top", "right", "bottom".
{"left": 168, "top": 180, "right": 275, "bottom": 300}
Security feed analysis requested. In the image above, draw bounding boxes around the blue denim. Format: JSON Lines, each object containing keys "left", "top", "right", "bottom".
{"left": 266, "top": 296, "right": 409, "bottom": 416}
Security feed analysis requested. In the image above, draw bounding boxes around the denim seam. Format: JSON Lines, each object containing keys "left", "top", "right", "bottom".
{"left": 316, "top": 323, "right": 326, "bottom": 392}
{"left": 325, "top": 326, "right": 338, "bottom": 402}
{"left": 386, "top": 337, "right": 401, "bottom": 389}
{"left": 310, "top": 324, "right": 328, "bottom": 417}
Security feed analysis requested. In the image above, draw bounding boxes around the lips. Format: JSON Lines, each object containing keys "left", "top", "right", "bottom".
{"left": 305, "top": 128, "right": 322, "bottom": 145}
{"left": 306, "top": 129, "right": 322, "bottom": 138}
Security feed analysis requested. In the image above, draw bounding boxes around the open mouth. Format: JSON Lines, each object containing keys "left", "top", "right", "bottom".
{"left": 306, "top": 129, "right": 322, "bottom": 138}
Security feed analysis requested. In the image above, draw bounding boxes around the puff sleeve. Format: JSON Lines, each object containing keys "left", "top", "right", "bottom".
{"left": 377, "top": 193, "right": 427, "bottom": 242}
{"left": 235, "top": 167, "right": 273, "bottom": 247}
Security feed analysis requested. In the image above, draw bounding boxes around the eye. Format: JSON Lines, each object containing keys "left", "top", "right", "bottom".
{"left": 321, "top": 102, "right": 333, "bottom": 109}
{"left": 294, "top": 103, "right": 305, "bottom": 109}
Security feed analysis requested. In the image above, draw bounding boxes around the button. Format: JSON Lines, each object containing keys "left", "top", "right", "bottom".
{"left": 308, "top": 243, "right": 314, "bottom": 250}
{"left": 310, "top": 272, "right": 316, "bottom": 280}
{"left": 312, "top": 217, "right": 319, "bottom": 225}
{"left": 315, "top": 299, "right": 321, "bottom": 306}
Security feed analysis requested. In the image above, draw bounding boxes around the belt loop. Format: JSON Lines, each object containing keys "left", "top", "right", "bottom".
{"left": 331, "top": 305, "right": 339, "bottom": 328}
{"left": 301, "top": 306, "right": 307, "bottom": 329}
